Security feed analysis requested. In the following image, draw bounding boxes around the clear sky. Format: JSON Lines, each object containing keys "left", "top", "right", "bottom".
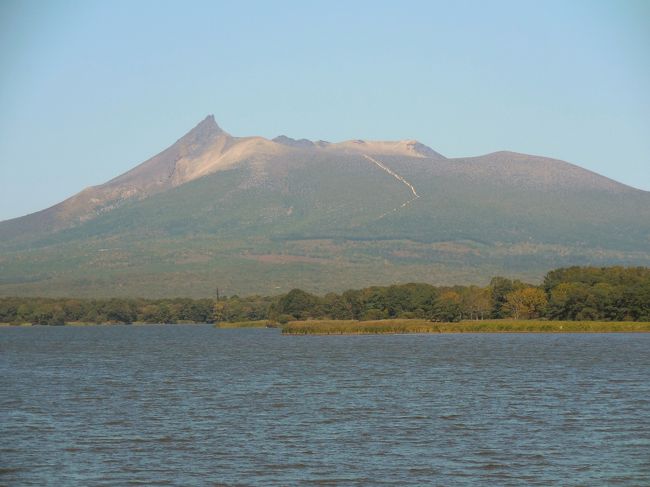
{"left": 1, "top": 0, "right": 649, "bottom": 221}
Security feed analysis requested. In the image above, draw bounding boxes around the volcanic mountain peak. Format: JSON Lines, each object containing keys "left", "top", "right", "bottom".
{"left": 1, "top": 115, "right": 649, "bottom": 297}
{"left": 186, "top": 114, "right": 227, "bottom": 138}
{"left": 273, "top": 132, "right": 444, "bottom": 159}
{"left": 1, "top": 114, "right": 646, "bottom": 245}
{"left": 322, "top": 138, "right": 445, "bottom": 159}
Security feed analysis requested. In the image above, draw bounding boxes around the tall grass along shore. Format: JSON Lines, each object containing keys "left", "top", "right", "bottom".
{"left": 281, "top": 319, "right": 650, "bottom": 335}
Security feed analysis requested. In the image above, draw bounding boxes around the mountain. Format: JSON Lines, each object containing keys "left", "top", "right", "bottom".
{"left": 1, "top": 116, "right": 649, "bottom": 297}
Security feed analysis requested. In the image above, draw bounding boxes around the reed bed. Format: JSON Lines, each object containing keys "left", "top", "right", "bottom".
{"left": 281, "top": 319, "right": 650, "bottom": 335}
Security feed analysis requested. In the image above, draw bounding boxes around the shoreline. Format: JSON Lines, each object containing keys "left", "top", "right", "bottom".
{"left": 0, "top": 322, "right": 263, "bottom": 328}
{"left": 281, "top": 330, "right": 650, "bottom": 335}
{"left": 281, "top": 319, "right": 650, "bottom": 335}
{"left": 4, "top": 320, "right": 650, "bottom": 334}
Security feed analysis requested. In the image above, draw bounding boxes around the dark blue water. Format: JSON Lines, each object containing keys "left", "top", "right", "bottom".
{"left": 1, "top": 326, "right": 649, "bottom": 486}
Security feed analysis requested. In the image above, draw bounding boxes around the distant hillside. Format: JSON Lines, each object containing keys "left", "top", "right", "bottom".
{"left": 1, "top": 116, "right": 649, "bottom": 298}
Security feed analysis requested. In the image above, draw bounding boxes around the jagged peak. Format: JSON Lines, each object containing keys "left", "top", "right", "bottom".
{"left": 200, "top": 114, "right": 223, "bottom": 131}
{"left": 180, "top": 115, "right": 229, "bottom": 144}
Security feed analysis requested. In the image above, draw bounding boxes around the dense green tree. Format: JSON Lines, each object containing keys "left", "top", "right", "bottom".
{"left": 342, "top": 289, "right": 363, "bottom": 320}
{"left": 105, "top": 299, "right": 137, "bottom": 323}
{"left": 489, "top": 277, "right": 515, "bottom": 318}
{"left": 430, "top": 291, "right": 463, "bottom": 322}
{"left": 322, "top": 292, "right": 352, "bottom": 320}
{"left": 544, "top": 266, "right": 650, "bottom": 321}
{"left": 273, "top": 289, "right": 321, "bottom": 320}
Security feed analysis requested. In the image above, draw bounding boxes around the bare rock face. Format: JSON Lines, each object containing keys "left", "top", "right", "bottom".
{"left": 408, "top": 141, "right": 444, "bottom": 159}
{"left": 107, "top": 115, "right": 229, "bottom": 190}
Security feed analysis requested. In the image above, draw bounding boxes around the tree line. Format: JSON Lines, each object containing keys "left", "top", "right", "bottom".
{"left": 1, "top": 266, "right": 648, "bottom": 325}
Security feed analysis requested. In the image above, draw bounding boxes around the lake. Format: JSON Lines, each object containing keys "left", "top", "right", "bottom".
{"left": 1, "top": 326, "right": 649, "bottom": 485}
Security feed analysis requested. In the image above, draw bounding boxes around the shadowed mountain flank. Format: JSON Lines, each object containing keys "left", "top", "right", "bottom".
{"left": 1, "top": 115, "right": 648, "bottom": 297}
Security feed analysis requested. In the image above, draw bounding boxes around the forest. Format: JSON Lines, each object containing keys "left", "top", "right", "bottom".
{"left": 0, "top": 266, "right": 648, "bottom": 325}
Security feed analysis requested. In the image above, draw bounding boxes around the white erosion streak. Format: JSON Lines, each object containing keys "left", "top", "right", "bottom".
{"left": 363, "top": 154, "right": 420, "bottom": 218}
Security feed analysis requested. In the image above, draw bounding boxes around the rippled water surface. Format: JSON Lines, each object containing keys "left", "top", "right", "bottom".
{"left": 1, "top": 326, "right": 650, "bottom": 486}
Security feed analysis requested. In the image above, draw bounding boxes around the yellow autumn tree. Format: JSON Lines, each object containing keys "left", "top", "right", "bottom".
{"left": 504, "top": 287, "right": 548, "bottom": 319}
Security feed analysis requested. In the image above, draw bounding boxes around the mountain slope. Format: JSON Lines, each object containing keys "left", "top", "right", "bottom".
{"left": 1, "top": 116, "right": 649, "bottom": 297}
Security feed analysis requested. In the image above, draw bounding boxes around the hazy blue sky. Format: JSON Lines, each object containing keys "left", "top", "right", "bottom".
{"left": 1, "top": 0, "right": 649, "bottom": 221}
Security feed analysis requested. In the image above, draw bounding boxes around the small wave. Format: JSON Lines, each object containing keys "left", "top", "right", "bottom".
{"left": 474, "top": 463, "right": 507, "bottom": 471}
{"left": 439, "top": 414, "right": 461, "bottom": 420}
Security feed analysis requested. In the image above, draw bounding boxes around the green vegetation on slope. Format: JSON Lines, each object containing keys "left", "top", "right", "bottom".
{"left": 2, "top": 149, "right": 650, "bottom": 298}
